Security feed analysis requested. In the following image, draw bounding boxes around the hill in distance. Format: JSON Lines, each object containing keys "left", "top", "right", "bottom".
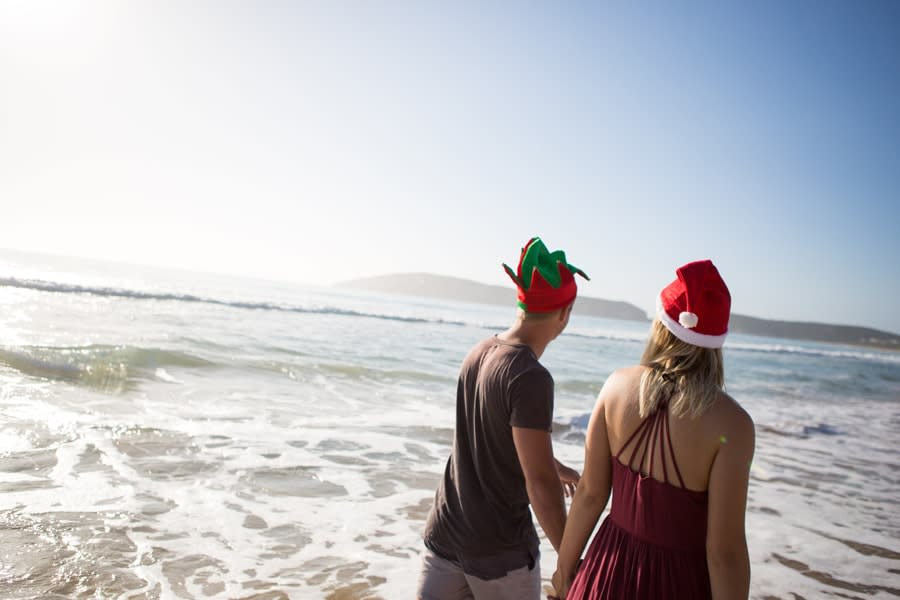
{"left": 337, "top": 272, "right": 647, "bottom": 321}
{"left": 337, "top": 273, "right": 900, "bottom": 351}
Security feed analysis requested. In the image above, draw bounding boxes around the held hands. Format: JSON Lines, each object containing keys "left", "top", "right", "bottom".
{"left": 549, "top": 568, "right": 570, "bottom": 600}
{"left": 550, "top": 459, "right": 579, "bottom": 598}
{"left": 554, "top": 459, "right": 580, "bottom": 498}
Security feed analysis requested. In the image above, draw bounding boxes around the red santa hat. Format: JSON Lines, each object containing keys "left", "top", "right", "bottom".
{"left": 656, "top": 260, "right": 731, "bottom": 349}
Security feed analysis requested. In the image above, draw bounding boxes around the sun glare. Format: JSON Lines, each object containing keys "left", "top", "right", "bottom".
{"left": 0, "top": 0, "right": 85, "bottom": 37}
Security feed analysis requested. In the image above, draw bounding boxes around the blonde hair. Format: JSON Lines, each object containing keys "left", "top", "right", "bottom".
{"left": 639, "top": 319, "right": 724, "bottom": 418}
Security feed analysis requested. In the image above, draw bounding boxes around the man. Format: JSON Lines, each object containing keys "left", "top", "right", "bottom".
{"left": 417, "top": 237, "right": 588, "bottom": 600}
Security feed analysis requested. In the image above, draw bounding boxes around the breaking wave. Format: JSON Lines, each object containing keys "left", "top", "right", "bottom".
{"left": 0, "top": 277, "right": 466, "bottom": 327}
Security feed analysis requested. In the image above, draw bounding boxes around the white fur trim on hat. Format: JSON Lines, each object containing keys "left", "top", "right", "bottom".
{"left": 657, "top": 295, "right": 727, "bottom": 349}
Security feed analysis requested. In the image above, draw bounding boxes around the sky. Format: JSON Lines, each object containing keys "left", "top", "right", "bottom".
{"left": 2, "top": 1, "right": 899, "bottom": 333}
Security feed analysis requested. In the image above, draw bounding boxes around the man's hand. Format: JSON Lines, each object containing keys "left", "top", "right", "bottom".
{"left": 554, "top": 459, "right": 580, "bottom": 498}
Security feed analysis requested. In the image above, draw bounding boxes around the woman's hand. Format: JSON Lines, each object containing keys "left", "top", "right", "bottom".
{"left": 550, "top": 568, "right": 570, "bottom": 599}
{"left": 554, "top": 459, "right": 580, "bottom": 498}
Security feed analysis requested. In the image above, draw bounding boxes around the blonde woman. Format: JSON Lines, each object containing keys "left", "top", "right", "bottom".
{"left": 551, "top": 260, "right": 755, "bottom": 600}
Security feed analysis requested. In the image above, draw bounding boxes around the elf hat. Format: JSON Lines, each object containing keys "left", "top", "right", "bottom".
{"left": 502, "top": 237, "right": 589, "bottom": 313}
{"left": 657, "top": 260, "right": 731, "bottom": 349}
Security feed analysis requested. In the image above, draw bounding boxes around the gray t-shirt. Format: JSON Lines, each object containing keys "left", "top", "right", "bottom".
{"left": 423, "top": 336, "right": 554, "bottom": 578}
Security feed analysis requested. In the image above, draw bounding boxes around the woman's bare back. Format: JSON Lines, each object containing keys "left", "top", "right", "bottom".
{"left": 603, "top": 365, "right": 752, "bottom": 493}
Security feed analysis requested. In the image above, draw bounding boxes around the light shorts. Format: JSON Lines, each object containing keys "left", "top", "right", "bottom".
{"left": 416, "top": 547, "right": 542, "bottom": 600}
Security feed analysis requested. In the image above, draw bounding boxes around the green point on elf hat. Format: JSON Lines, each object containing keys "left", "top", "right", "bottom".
{"left": 502, "top": 237, "right": 589, "bottom": 313}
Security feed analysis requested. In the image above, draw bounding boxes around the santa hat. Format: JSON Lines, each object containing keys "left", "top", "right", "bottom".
{"left": 502, "top": 237, "right": 589, "bottom": 313}
{"left": 657, "top": 260, "right": 731, "bottom": 348}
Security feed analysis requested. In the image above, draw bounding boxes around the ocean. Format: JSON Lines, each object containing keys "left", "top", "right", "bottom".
{"left": 0, "top": 250, "right": 898, "bottom": 599}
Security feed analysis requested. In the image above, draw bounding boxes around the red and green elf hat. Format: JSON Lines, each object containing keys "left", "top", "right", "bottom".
{"left": 502, "top": 237, "right": 589, "bottom": 313}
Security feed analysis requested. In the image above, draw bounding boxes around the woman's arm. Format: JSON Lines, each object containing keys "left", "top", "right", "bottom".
{"left": 706, "top": 401, "right": 755, "bottom": 600}
{"left": 552, "top": 378, "right": 616, "bottom": 598}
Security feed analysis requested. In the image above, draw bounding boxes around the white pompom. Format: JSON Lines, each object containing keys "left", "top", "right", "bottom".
{"left": 679, "top": 311, "right": 699, "bottom": 329}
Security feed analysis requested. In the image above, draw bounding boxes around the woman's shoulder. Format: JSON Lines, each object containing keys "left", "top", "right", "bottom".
{"left": 604, "top": 364, "right": 646, "bottom": 386}
{"left": 598, "top": 366, "right": 644, "bottom": 399}
{"left": 706, "top": 391, "right": 755, "bottom": 443}
{"left": 596, "top": 366, "right": 645, "bottom": 417}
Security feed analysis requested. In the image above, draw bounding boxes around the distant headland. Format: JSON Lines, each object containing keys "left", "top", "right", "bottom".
{"left": 337, "top": 273, "right": 900, "bottom": 351}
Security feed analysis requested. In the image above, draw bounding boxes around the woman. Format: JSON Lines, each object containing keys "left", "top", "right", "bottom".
{"left": 551, "top": 260, "right": 755, "bottom": 599}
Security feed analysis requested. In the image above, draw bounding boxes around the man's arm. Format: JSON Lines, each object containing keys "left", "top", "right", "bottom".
{"left": 513, "top": 427, "right": 567, "bottom": 551}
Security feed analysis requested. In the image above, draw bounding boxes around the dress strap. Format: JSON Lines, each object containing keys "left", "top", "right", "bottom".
{"left": 615, "top": 408, "right": 653, "bottom": 462}
{"left": 661, "top": 401, "right": 686, "bottom": 488}
{"left": 616, "top": 396, "right": 687, "bottom": 489}
{"left": 650, "top": 401, "right": 666, "bottom": 484}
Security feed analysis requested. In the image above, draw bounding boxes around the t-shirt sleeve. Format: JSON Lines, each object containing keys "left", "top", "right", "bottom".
{"left": 508, "top": 367, "right": 554, "bottom": 431}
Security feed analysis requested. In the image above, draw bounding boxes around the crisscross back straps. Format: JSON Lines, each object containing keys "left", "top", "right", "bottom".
{"left": 615, "top": 398, "right": 686, "bottom": 488}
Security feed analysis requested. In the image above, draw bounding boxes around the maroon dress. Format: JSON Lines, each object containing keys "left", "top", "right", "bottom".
{"left": 566, "top": 399, "right": 712, "bottom": 599}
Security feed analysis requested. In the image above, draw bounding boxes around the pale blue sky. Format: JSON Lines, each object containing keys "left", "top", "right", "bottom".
{"left": 2, "top": 1, "right": 899, "bottom": 333}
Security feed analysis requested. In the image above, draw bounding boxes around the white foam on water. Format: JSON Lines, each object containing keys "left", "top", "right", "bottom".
{"left": 154, "top": 368, "right": 180, "bottom": 383}
{"left": 0, "top": 429, "right": 33, "bottom": 453}
{"left": 6, "top": 371, "right": 894, "bottom": 599}
{"left": 729, "top": 340, "right": 900, "bottom": 365}
{"left": 0, "top": 472, "right": 44, "bottom": 484}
